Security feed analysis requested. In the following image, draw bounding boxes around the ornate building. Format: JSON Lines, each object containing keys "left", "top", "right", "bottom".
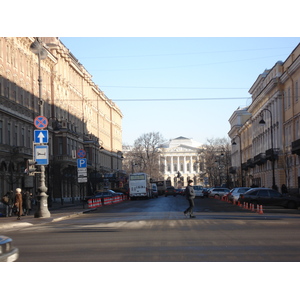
{"left": 229, "top": 43, "right": 300, "bottom": 193}
{"left": 158, "top": 136, "right": 205, "bottom": 187}
{"left": 0, "top": 37, "right": 123, "bottom": 203}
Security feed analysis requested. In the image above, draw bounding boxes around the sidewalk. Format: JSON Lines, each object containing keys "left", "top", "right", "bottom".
{"left": 0, "top": 200, "right": 95, "bottom": 232}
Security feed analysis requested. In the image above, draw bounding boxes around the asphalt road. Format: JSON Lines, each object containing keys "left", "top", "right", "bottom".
{"left": 4, "top": 195, "right": 300, "bottom": 262}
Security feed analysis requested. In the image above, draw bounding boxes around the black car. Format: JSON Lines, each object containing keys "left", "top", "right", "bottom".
{"left": 165, "top": 186, "right": 176, "bottom": 197}
{"left": 238, "top": 188, "right": 300, "bottom": 209}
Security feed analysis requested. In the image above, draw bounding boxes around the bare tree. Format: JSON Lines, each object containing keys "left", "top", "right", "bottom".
{"left": 202, "top": 137, "right": 232, "bottom": 187}
{"left": 123, "top": 132, "right": 166, "bottom": 179}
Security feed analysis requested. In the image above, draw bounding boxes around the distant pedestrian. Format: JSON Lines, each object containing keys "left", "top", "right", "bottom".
{"left": 281, "top": 184, "right": 288, "bottom": 195}
{"left": 14, "top": 188, "right": 23, "bottom": 220}
{"left": 24, "top": 191, "right": 32, "bottom": 215}
{"left": 3, "top": 191, "right": 14, "bottom": 217}
{"left": 184, "top": 180, "right": 196, "bottom": 218}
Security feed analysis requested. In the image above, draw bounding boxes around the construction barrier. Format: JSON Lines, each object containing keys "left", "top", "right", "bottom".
{"left": 258, "top": 205, "right": 264, "bottom": 214}
{"left": 87, "top": 197, "right": 103, "bottom": 209}
{"left": 88, "top": 194, "right": 128, "bottom": 209}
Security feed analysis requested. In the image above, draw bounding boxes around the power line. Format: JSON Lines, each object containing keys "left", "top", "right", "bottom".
{"left": 56, "top": 96, "right": 250, "bottom": 102}
{"left": 77, "top": 46, "right": 293, "bottom": 59}
{"left": 113, "top": 97, "right": 250, "bottom": 102}
{"left": 100, "top": 85, "right": 249, "bottom": 90}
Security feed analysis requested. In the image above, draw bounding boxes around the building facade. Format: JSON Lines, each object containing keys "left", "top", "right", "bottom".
{"left": 0, "top": 37, "right": 123, "bottom": 203}
{"left": 229, "top": 43, "right": 300, "bottom": 193}
{"left": 158, "top": 137, "right": 205, "bottom": 187}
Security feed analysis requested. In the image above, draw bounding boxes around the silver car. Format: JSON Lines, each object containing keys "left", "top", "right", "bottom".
{"left": 228, "top": 187, "right": 251, "bottom": 203}
{"left": 209, "top": 188, "right": 231, "bottom": 198}
{"left": 0, "top": 235, "right": 19, "bottom": 262}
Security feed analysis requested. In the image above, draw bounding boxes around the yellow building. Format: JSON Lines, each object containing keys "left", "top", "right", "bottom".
{"left": 0, "top": 37, "right": 123, "bottom": 202}
{"left": 229, "top": 43, "right": 300, "bottom": 193}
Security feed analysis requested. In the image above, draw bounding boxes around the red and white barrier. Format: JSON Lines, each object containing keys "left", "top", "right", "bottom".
{"left": 88, "top": 197, "right": 102, "bottom": 209}
{"left": 88, "top": 194, "right": 129, "bottom": 209}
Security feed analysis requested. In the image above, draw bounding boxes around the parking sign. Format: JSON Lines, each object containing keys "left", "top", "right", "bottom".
{"left": 77, "top": 158, "right": 87, "bottom": 168}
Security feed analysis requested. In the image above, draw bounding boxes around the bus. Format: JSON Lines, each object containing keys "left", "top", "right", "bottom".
{"left": 151, "top": 179, "right": 171, "bottom": 195}
{"left": 129, "top": 173, "right": 153, "bottom": 200}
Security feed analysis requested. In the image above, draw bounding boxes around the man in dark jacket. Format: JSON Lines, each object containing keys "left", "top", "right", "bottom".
{"left": 184, "top": 180, "right": 196, "bottom": 218}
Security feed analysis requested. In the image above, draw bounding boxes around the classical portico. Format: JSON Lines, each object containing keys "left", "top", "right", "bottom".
{"left": 159, "top": 137, "right": 204, "bottom": 187}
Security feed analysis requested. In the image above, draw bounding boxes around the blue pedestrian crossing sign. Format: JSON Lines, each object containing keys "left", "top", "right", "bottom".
{"left": 34, "top": 130, "right": 48, "bottom": 144}
{"left": 34, "top": 145, "right": 49, "bottom": 165}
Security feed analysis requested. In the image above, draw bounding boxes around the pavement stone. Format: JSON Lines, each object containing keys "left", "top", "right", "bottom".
{"left": 0, "top": 200, "right": 94, "bottom": 232}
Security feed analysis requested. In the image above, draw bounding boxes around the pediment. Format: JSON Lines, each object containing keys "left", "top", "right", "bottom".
{"left": 167, "top": 144, "right": 199, "bottom": 153}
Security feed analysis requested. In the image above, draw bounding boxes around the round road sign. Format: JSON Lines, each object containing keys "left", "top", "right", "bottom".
{"left": 77, "top": 149, "right": 86, "bottom": 158}
{"left": 34, "top": 116, "right": 48, "bottom": 129}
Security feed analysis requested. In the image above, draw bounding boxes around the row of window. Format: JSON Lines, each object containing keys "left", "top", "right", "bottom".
{"left": 284, "top": 82, "right": 299, "bottom": 110}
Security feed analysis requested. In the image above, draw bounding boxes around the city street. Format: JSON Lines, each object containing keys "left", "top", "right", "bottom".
{"left": 3, "top": 195, "right": 300, "bottom": 262}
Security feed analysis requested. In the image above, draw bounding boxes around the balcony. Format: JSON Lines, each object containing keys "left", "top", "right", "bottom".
{"left": 253, "top": 153, "right": 266, "bottom": 166}
{"left": 265, "top": 148, "right": 279, "bottom": 161}
{"left": 292, "top": 139, "right": 300, "bottom": 155}
{"left": 242, "top": 162, "right": 248, "bottom": 171}
{"left": 247, "top": 158, "right": 255, "bottom": 168}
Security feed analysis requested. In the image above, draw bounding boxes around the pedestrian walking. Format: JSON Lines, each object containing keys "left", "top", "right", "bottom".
{"left": 14, "top": 188, "right": 23, "bottom": 220}
{"left": 4, "top": 191, "right": 14, "bottom": 217}
{"left": 184, "top": 179, "right": 196, "bottom": 218}
{"left": 24, "top": 191, "right": 32, "bottom": 215}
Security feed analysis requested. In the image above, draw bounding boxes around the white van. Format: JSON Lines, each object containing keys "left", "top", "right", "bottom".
{"left": 193, "top": 185, "right": 204, "bottom": 197}
{"left": 152, "top": 183, "right": 158, "bottom": 198}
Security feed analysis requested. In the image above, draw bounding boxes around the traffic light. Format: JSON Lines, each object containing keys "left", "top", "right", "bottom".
{"left": 26, "top": 159, "right": 37, "bottom": 176}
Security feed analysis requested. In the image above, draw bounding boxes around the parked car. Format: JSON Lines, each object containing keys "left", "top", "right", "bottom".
{"left": 238, "top": 188, "right": 300, "bottom": 209}
{"left": 85, "top": 190, "right": 119, "bottom": 201}
{"left": 152, "top": 184, "right": 158, "bottom": 198}
{"left": 175, "top": 189, "right": 183, "bottom": 195}
{"left": 108, "top": 189, "right": 123, "bottom": 196}
{"left": 165, "top": 186, "right": 176, "bottom": 197}
{"left": 193, "top": 185, "right": 204, "bottom": 197}
{"left": 202, "top": 188, "right": 211, "bottom": 197}
{"left": 208, "top": 188, "right": 231, "bottom": 198}
{"left": 228, "top": 187, "right": 251, "bottom": 203}
{"left": 0, "top": 235, "right": 19, "bottom": 262}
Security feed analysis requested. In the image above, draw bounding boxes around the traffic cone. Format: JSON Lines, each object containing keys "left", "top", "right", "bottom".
{"left": 251, "top": 203, "right": 255, "bottom": 211}
{"left": 256, "top": 204, "right": 260, "bottom": 213}
{"left": 259, "top": 205, "right": 264, "bottom": 214}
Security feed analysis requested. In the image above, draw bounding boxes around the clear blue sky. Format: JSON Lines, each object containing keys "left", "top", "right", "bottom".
{"left": 60, "top": 37, "right": 299, "bottom": 146}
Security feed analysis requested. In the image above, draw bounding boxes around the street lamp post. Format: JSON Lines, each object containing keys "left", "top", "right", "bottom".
{"left": 259, "top": 108, "right": 276, "bottom": 190}
{"left": 214, "top": 153, "right": 224, "bottom": 186}
{"left": 30, "top": 38, "right": 50, "bottom": 218}
{"left": 232, "top": 135, "right": 243, "bottom": 187}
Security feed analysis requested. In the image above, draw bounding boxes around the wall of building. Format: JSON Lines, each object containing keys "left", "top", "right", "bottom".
{"left": 228, "top": 43, "right": 300, "bottom": 192}
{"left": 0, "top": 37, "right": 123, "bottom": 200}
